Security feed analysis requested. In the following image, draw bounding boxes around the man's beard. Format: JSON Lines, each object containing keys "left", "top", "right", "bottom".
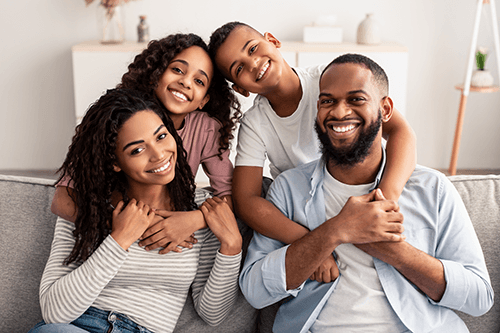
{"left": 315, "top": 110, "right": 382, "bottom": 168}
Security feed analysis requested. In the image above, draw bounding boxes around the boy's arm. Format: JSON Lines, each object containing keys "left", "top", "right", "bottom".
{"left": 51, "top": 186, "right": 77, "bottom": 222}
{"left": 232, "top": 166, "right": 309, "bottom": 244}
{"left": 379, "top": 107, "right": 416, "bottom": 201}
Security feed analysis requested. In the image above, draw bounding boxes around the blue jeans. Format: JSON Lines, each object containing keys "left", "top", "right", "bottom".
{"left": 28, "top": 307, "right": 154, "bottom": 333}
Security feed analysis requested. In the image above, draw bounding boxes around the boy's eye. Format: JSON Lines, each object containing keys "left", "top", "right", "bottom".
{"left": 236, "top": 65, "right": 243, "bottom": 76}
{"left": 249, "top": 45, "right": 256, "bottom": 54}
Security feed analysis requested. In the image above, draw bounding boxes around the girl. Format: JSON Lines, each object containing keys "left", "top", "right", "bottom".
{"left": 29, "top": 88, "right": 242, "bottom": 333}
{"left": 51, "top": 33, "right": 241, "bottom": 254}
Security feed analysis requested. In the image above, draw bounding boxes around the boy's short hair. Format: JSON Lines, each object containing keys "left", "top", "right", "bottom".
{"left": 322, "top": 53, "right": 389, "bottom": 96}
{"left": 208, "top": 21, "right": 260, "bottom": 61}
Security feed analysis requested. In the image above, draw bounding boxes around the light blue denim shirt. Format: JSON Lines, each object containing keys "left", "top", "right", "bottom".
{"left": 239, "top": 150, "right": 493, "bottom": 333}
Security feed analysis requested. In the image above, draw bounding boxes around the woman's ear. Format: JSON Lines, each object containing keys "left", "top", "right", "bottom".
{"left": 113, "top": 164, "right": 122, "bottom": 173}
{"left": 380, "top": 96, "right": 394, "bottom": 123}
{"left": 198, "top": 94, "right": 210, "bottom": 110}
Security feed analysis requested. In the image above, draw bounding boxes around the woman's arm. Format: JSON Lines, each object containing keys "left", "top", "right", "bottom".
{"left": 39, "top": 218, "right": 128, "bottom": 323}
{"left": 379, "top": 107, "right": 417, "bottom": 201}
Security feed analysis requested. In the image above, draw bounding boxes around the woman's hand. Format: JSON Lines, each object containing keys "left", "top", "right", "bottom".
{"left": 139, "top": 210, "right": 204, "bottom": 254}
{"left": 200, "top": 197, "right": 242, "bottom": 256}
{"left": 111, "top": 199, "right": 155, "bottom": 251}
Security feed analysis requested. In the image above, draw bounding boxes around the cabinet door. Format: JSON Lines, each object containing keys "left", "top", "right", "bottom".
{"left": 72, "top": 51, "right": 139, "bottom": 123}
{"left": 298, "top": 52, "right": 408, "bottom": 116}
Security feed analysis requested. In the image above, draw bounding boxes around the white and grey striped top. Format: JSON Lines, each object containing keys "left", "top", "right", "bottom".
{"left": 39, "top": 191, "right": 242, "bottom": 333}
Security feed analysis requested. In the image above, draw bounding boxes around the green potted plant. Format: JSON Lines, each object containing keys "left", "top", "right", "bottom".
{"left": 471, "top": 47, "right": 494, "bottom": 87}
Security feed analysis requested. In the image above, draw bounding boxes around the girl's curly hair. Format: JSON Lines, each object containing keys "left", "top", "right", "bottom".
{"left": 57, "top": 88, "right": 196, "bottom": 265}
{"left": 118, "top": 33, "right": 241, "bottom": 159}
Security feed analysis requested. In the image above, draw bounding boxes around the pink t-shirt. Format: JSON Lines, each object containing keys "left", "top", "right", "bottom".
{"left": 59, "top": 111, "right": 233, "bottom": 197}
{"left": 177, "top": 111, "right": 233, "bottom": 197}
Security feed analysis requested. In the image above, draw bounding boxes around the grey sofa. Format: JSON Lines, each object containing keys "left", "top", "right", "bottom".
{"left": 0, "top": 173, "right": 498, "bottom": 332}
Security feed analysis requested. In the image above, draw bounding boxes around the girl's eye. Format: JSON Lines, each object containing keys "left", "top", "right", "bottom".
{"left": 172, "top": 67, "right": 183, "bottom": 74}
{"left": 195, "top": 78, "right": 205, "bottom": 86}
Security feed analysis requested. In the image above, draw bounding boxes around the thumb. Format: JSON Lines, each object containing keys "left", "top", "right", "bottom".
{"left": 358, "top": 190, "right": 377, "bottom": 202}
{"left": 153, "top": 209, "right": 173, "bottom": 218}
{"left": 374, "top": 188, "right": 386, "bottom": 201}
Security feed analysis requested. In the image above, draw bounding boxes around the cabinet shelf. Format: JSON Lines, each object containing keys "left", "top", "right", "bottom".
{"left": 455, "top": 84, "right": 499, "bottom": 93}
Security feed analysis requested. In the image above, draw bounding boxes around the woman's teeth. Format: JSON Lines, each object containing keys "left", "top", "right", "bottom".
{"left": 150, "top": 160, "right": 171, "bottom": 173}
{"left": 257, "top": 62, "right": 270, "bottom": 80}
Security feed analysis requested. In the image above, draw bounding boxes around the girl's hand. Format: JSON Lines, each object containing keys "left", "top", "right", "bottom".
{"left": 200, "top": 197, "right": 242, "bottom": 256}
{"left": 139, "top": 210, "right": 203, "bottom": 254}
{"left": 111, "top": 199, "right": 155, "bottom": 251}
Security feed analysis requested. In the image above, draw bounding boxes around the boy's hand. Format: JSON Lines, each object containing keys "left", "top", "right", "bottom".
{"left": 200, "top": 197, "right": 242, "bottom": 256}
{"left": 309, "top": 254, "right": 339, "bottom": 283}
{"left": 139, "top": 210, "right": 202, "bottom": 254}
{"left": 111, "top": 199, "right": 155, "bottom": 251}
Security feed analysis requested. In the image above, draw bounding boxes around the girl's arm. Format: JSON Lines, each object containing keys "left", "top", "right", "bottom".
{"left": 51, "top": 186, "right": 77, "bottom": 222}
{"left": 379, "top": 107, "right": 417, "bottom": 201}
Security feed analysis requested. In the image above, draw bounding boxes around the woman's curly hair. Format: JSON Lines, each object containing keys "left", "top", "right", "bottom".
{"left": 118, "top": 33, "right": 241, "bottom": 159}
{"left": 57, "top": 88, "right": 196, "bottom": 265}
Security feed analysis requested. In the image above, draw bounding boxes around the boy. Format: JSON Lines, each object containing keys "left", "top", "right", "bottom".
{"left": 208, "top": 22, "right": 416, "bottom": 281}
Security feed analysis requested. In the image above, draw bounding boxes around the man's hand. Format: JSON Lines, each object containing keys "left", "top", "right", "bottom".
{"left": 310, "top": 254, "right": 339, "bottom": 283}
{"left": 139, "top": 210, "right": 203, "bottom": 254}
{"left": 333, "top": 189, "right": 405, "bottom": 245}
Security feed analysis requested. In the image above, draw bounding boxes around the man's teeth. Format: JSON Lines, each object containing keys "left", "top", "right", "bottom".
{"left": 332, "top": 124, "right": 356, "bottom": 133}
{"left": 172, "top": 91, "right": 188, "bottom": 101}
{"left": 150, "top": 161, "right": 170, "bottom": 173}
{"left": 257, "top": 62, "right": 270, "bottom": 80}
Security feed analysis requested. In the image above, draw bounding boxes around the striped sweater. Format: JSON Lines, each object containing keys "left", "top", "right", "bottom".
{"left": 39, "top": 194, "right": 241, "bottom": 333}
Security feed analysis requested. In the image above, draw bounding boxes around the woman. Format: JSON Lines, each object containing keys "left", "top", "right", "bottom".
{"left": 29, "top": 88, "right": 242, "bottom": 333}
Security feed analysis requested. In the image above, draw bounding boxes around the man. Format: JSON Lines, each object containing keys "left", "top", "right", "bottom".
{"left": 239, "top": 54, "right": 493, "bottom": 333}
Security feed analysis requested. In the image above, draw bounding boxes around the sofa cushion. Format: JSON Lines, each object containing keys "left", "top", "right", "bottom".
{"left": 0, "top": 175, "right": 57, "bottom": 333}
{"left": 448, "top": 174, "right": 500, "bottom": 332}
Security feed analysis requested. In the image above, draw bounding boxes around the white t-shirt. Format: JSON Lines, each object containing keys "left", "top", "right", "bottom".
{"left": 310, "top": 167, "right": 409, "bottom": 332}
{"left": 235, "top": 65, "right": 324, "bottom": 179}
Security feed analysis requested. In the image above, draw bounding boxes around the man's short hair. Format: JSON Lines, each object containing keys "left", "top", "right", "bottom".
{"left": 321, "top": 53, "right": 389, "bottom": 96}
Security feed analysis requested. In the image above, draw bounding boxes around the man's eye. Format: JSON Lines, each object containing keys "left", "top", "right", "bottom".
{"left": 350, "top": 97, "right": 365, "bottom": 103}
{"left": 320, "top": 99, "right": 333, "bottom": 105}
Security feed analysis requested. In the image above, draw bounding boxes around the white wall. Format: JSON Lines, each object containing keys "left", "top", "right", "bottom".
{"left": 1, "top": 0, "right": 499, "bottom": 170}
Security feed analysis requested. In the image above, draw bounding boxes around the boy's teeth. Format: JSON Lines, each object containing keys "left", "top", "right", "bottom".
{"left": 151, "top": 161, "right": 170, "bottom": 173}
{"left": 332, "top": 124, "right": 356, "bottom": 133}
{"left": 172, "top": 91, "right": 188, "bottom": 101}
{"left": 257, "top": 62, "right": 270, "bottom": 80}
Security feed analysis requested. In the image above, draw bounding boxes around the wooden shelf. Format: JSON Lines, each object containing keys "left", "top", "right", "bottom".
{"left": 455, "top": 84, "right": 500, "bottom": 93}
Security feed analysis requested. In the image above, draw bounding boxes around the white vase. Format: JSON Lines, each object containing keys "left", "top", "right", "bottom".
{"left": 97, "top": 5, "right": 125, "bottom": 44}
{"left": 357, "top": 13, "right": 381, "bottom": 45}
{"left": 471, "top": 69, "right": 494, "bottom": 87}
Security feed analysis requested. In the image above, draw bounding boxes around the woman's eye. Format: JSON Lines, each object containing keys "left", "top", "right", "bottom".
{"left": 157, "top": 133, "right": 167, "bottom": 141}
{"left": 131, "top": 147, "right": 144, "bottom": 155}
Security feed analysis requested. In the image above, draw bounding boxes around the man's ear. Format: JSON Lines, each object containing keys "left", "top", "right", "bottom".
{"left": 380, "top": 96, "right": 394, "bottom": 123}
{"left": 232, "top": 84, "right": 250, "bottom": 97}
{"left": 199, "top": 94, "right": 210, "bottom": 110}
{"left": 264, "top": 32, "right": 281, "bottom": 48}
{"left": 113, "top": 164, "right": 122, "bottom": 173}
